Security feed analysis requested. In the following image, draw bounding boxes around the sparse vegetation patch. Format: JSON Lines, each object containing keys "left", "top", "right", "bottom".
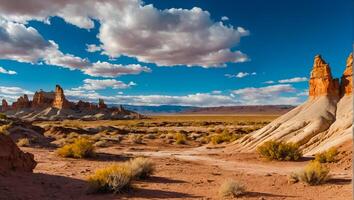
{"left": 219, "top": 179, "right": 246, "bottom": 198}
{"left": 57, "top": 137, "right": 95, "bottom": 158}
{"left": 257, "top": 140, "right": 302, "bottom": 161}
{"left": 314, "top": 147, "right": 338, "bottom": 163}
{"left": 291, "top": 161, "right": 330, "bottom": 185}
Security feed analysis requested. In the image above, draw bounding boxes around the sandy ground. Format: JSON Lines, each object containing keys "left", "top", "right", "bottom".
{"left": 0, "top": 142, "right": 351, "bottom": 200}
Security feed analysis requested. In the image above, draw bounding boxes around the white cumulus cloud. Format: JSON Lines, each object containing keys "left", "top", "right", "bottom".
{"left": 0, "top": 66, "right": 16, "bottom": 75}
{"left": 0, "top": 0, "right": 249, "bottom": 67}
{"left": 278, "top": 77, "right": 308, "bottom": 83}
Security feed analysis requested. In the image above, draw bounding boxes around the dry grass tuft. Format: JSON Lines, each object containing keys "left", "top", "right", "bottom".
{"left": 219, "top": 179, "right": 246, "bottom": 198}
{"left": 257, "top": 140, "right": 302, "bottom": 161}
{"left": 57, "top": 137, "right": 95, "bottom": 158}
{"left": 314, "top": 147, "right": 338, "bottom": 163}
{"left": 129, "top": 157, "right": 155, "bottom": 179}
{"left": 87, "top": 164, "right": 132, "bottom": 193}
{"left": 292, "top": 161, "right": 330, "bottom": 185}
{"left": 175, "top": 132, "right": 187, "bottom": 144}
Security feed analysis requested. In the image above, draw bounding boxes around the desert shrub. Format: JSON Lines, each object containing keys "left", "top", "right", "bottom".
{"left": 57, "top": 137, "right": 95, "bottom": 158}
{"left": 210, "top": 130, "right": 242, "bottom": 144}
{"left": 130, "top": 134, "right": 143, "bottom": 144}
{"left": 0, "top": 113, "right": 7, "bottom": 120}
{"left": 17, "top": 138, "right": 30, "bottom": 147}
{"left": 219, "top": 179, "right": 246, "bottom": 198}
{"left": 175, "top": 132, "right": 187, "bottom": 144}
{"left": 0, "top": 123, "right": 11, "bottom": 135}
{"left": 87, "top": 164, "right": 132, "bottom": 193}
{"left": 129, "top": 157, "right": 155, "bottom": 179}
{"left": 257, "top": 140, "right": 302, "bottom": 161}
{"left": 314, "top": 147, "right": 338, "bottom": 163}
{"left": 293, "top": 161, "right": 330, "bottom": 185}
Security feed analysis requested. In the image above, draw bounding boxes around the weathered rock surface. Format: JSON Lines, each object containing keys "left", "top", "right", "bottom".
{"left": 341, "top": 53, "right": 353, "bottom": 96}
{"left": 31, "top": 91, "right": 54, "bottom": 109}
{"left": 1, "top": 99, "right": 9, "bottom": 112}
{"left": 309, "top": 55, "right": 339, "bottom": 97}
{"left": 0, "top": 134, "right": 36, "bottom": 173}
{"left": 98, "top": 98, "right": 107, "bottom": 109}
{"left": 233, "top": 54, "right": 352, "bottom": 155}
{"left": 12, "top": 95, "right": 31, "bottom": 110}
{"left": 52, "top": 85, "right": 71, "bottom": 109}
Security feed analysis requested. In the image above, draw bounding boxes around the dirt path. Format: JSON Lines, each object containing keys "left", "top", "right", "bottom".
{"left": 125, "top": 146, "right": 351, "bottom": 179}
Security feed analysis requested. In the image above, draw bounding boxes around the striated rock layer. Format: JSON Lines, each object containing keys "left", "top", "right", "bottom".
{"left": 0, "top": 134, "right": 36, "bottom": 173}
{"left": 234, "top": 54, "right": 352, "bottom": 155}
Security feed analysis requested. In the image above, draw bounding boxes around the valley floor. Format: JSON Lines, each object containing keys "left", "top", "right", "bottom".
{"left": 1, "top": 143, "right": 351, "bottom": 200}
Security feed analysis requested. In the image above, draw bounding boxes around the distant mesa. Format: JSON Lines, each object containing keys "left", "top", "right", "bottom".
{"left": 1, "top": 85, "right": 141, "bottom": 121}
{"left": 233, "top": 53, "right": 353, "bottom": 155}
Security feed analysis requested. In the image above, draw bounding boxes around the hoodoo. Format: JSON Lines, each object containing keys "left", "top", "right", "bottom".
{"left": 309, "top": 55, "right": 339, "bottom": 97}
{"left": 52, "top": 85, "right": 71, "bottom": 109}
{"left": 234, "top": 54, "right": 352, "bottom": 155}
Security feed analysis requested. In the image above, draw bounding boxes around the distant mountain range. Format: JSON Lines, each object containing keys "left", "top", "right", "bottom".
{"left": 119, "top": 104, "right": 295, "bottom": 115}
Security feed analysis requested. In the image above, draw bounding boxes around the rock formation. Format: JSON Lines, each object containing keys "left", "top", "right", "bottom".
{"left": 0, "top": 134, "right": 36, "bottom": 173}
{"left": 341, "top": 53, "right": 353, "bottom": 96}
{"left": 52, "top": 85, "right": 71, "bottom": 109}
{"left": 2, "top": 85, "right": 140, "bottom": 120}
{"left": 98, "top": 98, "right": 107, "bottom": 109}
{"left": 233, "top": 54, "right": 352, "bottom": 155}
{"left": 1, "top": 99, "right": 9, "bottom": 112}
{"left": 12, "top": 95, "right": 31, "bottom": 110}
{"left": 309, "top": 55, "right": 339, "bottom": 97}
{"left": 31, "top": 90, "right": 54, "bottom": 108}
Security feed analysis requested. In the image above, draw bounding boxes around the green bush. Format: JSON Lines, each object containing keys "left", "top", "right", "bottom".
{"left": 293, "top": 161, "right": 330, "bottom": 185}
{"left": 315, "top": 147, "right": 338, "bottom": 163}
{"left": 257, "top": 140, "right": 302, "bottom": 161}
{"left": 57, "top": 137, "right": 95, "bottom": 158}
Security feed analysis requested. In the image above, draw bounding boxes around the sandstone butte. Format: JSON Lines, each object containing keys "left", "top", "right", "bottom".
{"left": 3, "top": 85, "right": 108, "bottom": 111}
{"left": 234, "top": 53, "right": 353, "bottom": 155}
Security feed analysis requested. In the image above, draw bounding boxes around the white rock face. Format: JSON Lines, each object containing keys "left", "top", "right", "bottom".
{"left": 234, "top": 54, "right": 353, "bottom": 155}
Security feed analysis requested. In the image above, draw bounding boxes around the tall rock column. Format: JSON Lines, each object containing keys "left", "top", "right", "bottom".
{"left": 52, "top": 85, "right": 70, "bottom": 109}
{"left": 309, "top": 55, "right": 339, "bottom": 98}
{"left": 1, "top": 99, "right": 9, "bottom": 112}
{"left": 340, "top": 53, "right": 353, "bottom": 96}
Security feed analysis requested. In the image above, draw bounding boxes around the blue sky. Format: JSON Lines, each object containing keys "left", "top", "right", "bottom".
{"left": 0, "top": 0, "right": 352, "bottom": 106}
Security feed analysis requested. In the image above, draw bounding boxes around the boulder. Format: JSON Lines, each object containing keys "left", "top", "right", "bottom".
{"left": 0, "top": 134, "right": 36, "bottom": 173}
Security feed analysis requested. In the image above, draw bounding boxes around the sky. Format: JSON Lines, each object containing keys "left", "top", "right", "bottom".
{"left": 0, "top": 0, "right": 352, "bottom": 107}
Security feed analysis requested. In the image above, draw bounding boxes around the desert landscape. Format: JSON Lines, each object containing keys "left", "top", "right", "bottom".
{"left": 0, "top": 0, "right": 352, "bottom": 199}
{"left": 0, "top": 54, "right": 352, "bottom": 199}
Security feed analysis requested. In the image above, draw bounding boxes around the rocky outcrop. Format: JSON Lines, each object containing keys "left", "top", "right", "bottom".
{"left": 2, "top": 85, "right": 141, "bottom": 120}
{"left": 233, "top": 54, "right": 352, "bottom": 155}
{"left": 309, "top": 55, "right": 339, "bottom": 97}
{"left": 1, "top": 99, "right": 9, "bottom": 112}
{"left": 32, "top": 91, "right": 54, "bottom": 108}
{"left": 98, "top": 99, "right": 107, "bottom": 109}
{"left": 52, "top": 85, "right": 71, "bottom": 109}
{"left": 0, "top": 134, "right": 36, "bottom": 173}
{"left": 12, "top": 95, "right": 31, "bottom": 110}
{"left": 341, "top": 53, "right": 353, "bottom": 96}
